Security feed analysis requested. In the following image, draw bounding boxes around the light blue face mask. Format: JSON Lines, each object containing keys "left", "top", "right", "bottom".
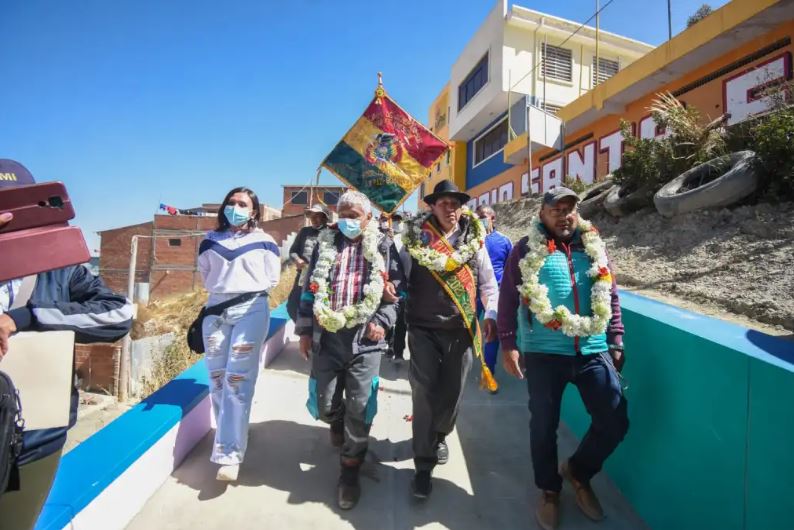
{"left": 338, "top": 218, "right": 362, "bottom": 239}
{"left": 224, "top": 205, "right": 251, "bottom": 227}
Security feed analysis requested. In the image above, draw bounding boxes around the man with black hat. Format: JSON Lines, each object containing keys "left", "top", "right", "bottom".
{"left": 401, "top": 179, "right": 499, "bottom": 499}
{"left": 0, "top": 159, "right": 133, "bottom": 528}
{"left": 497, "top": 187, "right": 627, "bottom": 530}
{"left": 286, "top": 203, "right": 330, "bottom": 322}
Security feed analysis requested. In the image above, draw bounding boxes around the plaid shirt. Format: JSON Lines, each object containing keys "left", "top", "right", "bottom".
{"left": 329, "top": 238, "right": 368, "bottom": 311}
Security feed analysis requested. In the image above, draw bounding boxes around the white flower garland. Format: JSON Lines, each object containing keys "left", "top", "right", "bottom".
{"left": 517, "top": 215, "right": 613, "bottom": 337}
{"left": 309, "top": 223, "right": 386, "bottom": 333}
{"left": 405, "top": 209, "right": 484, "bottom": 272}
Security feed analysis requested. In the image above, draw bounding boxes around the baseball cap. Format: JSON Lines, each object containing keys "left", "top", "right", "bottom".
{"left": 0, "top": 159, "right": 36, "bottom": 188}
{"left": 304, "top": 204, "right": 330, "bottom": 219}
{"left": 543, "top": 187, "right": 580, "bottom": 206}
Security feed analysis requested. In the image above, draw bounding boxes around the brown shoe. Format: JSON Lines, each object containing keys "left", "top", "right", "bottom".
{"left": 535, "top": 491, "right": 560, "bottom": 530}
{"left": 561, "top": 460, "right": 604, "bottom": 521}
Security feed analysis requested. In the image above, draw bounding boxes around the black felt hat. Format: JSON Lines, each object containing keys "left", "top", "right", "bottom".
{"left": 423, "top": 179, "right": 470, "bottom": 206}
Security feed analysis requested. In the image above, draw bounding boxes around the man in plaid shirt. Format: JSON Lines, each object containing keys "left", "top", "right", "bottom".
{"left": 296, "top": 191, "right": 404, "bottom": 511}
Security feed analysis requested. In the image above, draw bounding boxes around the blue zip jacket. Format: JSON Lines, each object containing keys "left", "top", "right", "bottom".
{"left": 6, "top": 265, "right": 133, "bottom": 465}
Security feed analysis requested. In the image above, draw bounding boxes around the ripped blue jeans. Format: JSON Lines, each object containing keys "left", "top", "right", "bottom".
{"left": 202, "top": 295, "right": 270, "bottom": 465}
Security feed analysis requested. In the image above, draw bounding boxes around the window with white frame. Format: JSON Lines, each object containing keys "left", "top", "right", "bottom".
{"left": 458, "top": 54, "right": 489, "bottom": 111}
{"left": 541, "top": 44, "right": 573, "bottom": 83}
{"left": 473, "top": 118, "right": 508, "bottom": 166}
{"left": 592, "top": 56, "right": 620, "bottom": 87}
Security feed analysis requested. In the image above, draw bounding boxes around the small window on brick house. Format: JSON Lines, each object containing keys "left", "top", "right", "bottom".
{"left": 169, "top": 238, "right": 182, "bottom": 247}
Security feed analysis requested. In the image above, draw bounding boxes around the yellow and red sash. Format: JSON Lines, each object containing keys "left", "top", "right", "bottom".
{"left": 422, "top": 220, "right": 498, "bottom": 392}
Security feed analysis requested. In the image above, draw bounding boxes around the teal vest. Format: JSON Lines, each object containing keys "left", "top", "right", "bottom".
{"left": 516, "top": 236, "right": 608, "bottom": 356}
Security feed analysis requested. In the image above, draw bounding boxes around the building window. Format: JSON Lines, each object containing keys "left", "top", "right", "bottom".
{"left": 458, "top": 54, "right": 489, "bottom": 111}
{"left": 592, "top": 56, "right": 620, "bottom": 87}
{"left": 323, "top": 191, "right": 338, "bottom": 205}
{"left": 541, "top": 44, "right": 573, "bottom": 83}
{"left": 291, "top": 191, "right": 308, "bottom": 205}
{"left": 541, "top": 102, "right": 562, "bottom": 115}
{"left": 168, "top": 238, "right": 181, "bottom": 247}
{"left": 473, "top": 118, "right": 509, "bottom": 166}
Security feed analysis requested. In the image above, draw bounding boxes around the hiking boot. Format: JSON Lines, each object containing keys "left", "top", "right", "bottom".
{"left": 561, "top": 460, "right": 604, "bottom": 521}
{"left": 436, "top": 435, "right": 449, "bottom": 465}
{"left": 337, "top": 464, "right": 361, "bottom": 510}
{"left": 412, "top": 470, "right": 432, "bottom": 500}
{"left": 330, "top": 420, "right": 344, "bottom": 448}
{"left": 535, "top": 490, "right": 560, "bottom": 530}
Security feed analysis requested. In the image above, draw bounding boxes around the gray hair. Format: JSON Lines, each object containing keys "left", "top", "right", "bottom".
{"left": 338, "top": 190, "right": 372, "bottom": 215}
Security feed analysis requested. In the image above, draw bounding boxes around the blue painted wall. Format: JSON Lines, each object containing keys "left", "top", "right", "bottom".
{"left": 466, "top": 112, "right": 513, "bottom": 190}
{"left": 561, "top": 292, "right": 794, "bottom": 530}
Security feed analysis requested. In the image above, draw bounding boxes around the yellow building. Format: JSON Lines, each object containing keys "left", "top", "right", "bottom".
{"left": 433, "top": 0, "right": 794, "bottom": 208}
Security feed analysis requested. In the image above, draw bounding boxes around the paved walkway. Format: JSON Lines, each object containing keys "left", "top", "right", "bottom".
{"left": 128, "top": 341, "right": 647, "bottom": 530}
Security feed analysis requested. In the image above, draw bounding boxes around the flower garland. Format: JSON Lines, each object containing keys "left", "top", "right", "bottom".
{"left": 404, "top": 209, "right": 485, "bottom": 272}
{"left": 517, "top": 215, "right": 613, "bottom": 337}
{"left": 308, "top": 223, "right": 386, "bottom": 333}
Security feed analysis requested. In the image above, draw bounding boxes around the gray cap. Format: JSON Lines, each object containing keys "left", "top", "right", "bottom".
{"left": 304, "top": 204, "right": 330, "bottom": 218}
{"left": 543, "top": 187, "right": 580, "bottom": 206}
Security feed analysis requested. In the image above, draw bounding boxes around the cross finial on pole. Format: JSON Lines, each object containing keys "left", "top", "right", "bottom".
{"left": 375, "top": 72, "right": 386, "bottom": 100}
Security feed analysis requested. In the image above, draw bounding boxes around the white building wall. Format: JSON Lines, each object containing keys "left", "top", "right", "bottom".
{"left": 449, "top": 0, "right": 507, "bottom": 140}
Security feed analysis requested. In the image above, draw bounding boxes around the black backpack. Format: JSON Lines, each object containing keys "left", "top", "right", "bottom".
{"left": 0, "top": 370, "right": 24, "bottom": 497}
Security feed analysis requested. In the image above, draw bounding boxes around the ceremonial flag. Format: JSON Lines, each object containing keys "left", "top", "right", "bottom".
{"left": 322, "top": 79, "right": 449, "bottom": 213}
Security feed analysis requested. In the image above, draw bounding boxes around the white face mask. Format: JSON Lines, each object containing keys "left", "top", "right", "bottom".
{"left": 393, "top": 222, "right": 404, "bottom": 233}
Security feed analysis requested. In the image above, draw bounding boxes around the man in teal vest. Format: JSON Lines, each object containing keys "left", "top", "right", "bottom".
{"left": 497, "top": 187, "right": 627, "bottom": 530}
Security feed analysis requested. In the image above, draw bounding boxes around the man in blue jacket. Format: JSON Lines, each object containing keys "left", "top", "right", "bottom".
{"left": 0, "top": 162, "right": 133, "bottom": 529}
{"left": 475, "top": 204, "right": 512, "bottom": 389}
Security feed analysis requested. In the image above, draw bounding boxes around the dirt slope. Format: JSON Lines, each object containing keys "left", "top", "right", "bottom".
{"left": 494, "top": 198, "right": 794, "bottom": 335}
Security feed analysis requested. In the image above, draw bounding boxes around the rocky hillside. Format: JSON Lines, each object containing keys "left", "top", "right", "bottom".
{"left": 493, "top": 198, "right": 794, "bottom": 336}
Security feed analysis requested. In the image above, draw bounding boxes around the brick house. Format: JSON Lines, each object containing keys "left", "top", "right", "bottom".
{"left": 282, "top": 185, "right": 346, "bottom": 218}
{"left": 98, "top": 202, "right": 287, "bottom": 300}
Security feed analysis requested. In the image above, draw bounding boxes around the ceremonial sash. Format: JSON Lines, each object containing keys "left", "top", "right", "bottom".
{"left": 422, "top": 220, "right": 497, "bottom": 392}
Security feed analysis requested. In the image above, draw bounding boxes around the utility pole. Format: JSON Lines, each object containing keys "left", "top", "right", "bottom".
{"left": 668, "top": 0, "right": 673, "bottom": 40}
{"left": 118, "top": 235, "right": 138, "bottom": 402}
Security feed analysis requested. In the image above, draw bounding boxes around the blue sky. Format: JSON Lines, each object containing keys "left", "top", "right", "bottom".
{"left": 0, "top": 0, "right": 727, "bottom": 253}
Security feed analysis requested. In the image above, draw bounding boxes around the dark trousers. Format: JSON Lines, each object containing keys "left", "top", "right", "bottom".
{"left": 408, "top": 326, "right": 473, "bottom": 471}
{"left": 310, "top": 329, "right": 381, "bottom": 464}
{"left": 388, "top": 305, "right": 407, "bottom": 359}
{"left": 525, "top": 352, "right": 629, "bottom": 492}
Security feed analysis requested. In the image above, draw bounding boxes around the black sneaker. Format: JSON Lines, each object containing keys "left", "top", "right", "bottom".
{"left": 436, "top": 437, "right": 449, "bottom": 465}
{"left": 337, "top": 465, "right": 361, "bottom": 510}
{"left": 412, "top": 470, "right": 432, "bottom": 500}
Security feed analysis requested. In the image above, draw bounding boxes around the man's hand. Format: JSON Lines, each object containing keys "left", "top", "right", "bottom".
{"left": 502, "top": 348, "right": 524, "bottom": 380}
{"left": 299, "top": 335, "right": 312, "bottom": 361}
{"left": 366, "top": 322, "right": 385, "bottom": 342}
{"left": 609, "top": 347, "right": 625, "bottom": 372}
{"left": 294, "top": 258, "right": 306, "bottom": 270}
{"left": 0, "top": 314, "right": 18, "bottom": 359}
{"left": 483, "top": 318, "right": 497, "bottom": 343}
{"left": 0, "top": 212, "right": 12, "bottom": 231}
{"left": 382, "top": 282, "right": 399, "bottom": 303}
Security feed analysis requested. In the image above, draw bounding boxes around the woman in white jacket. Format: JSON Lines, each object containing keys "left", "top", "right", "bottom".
{"left": 197, "top": 187, "right": 280, "bottom": 481}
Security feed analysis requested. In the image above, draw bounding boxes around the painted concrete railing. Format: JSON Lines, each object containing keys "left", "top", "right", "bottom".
{"left": 35, "top": 294, "right": 794, "bottom": 530}
{"left": 36, "top": 303, "right": 293, "bottom": 530}
{"left": 562, "top": 292, "right": 794, "bottom": 530}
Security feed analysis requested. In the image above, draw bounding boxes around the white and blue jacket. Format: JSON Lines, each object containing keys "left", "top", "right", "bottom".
{"left": 198, "top": 229, "right": 281, "bottom": 303}
{"left": 4, "top": 265, "right": 133, "bottom": 465}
